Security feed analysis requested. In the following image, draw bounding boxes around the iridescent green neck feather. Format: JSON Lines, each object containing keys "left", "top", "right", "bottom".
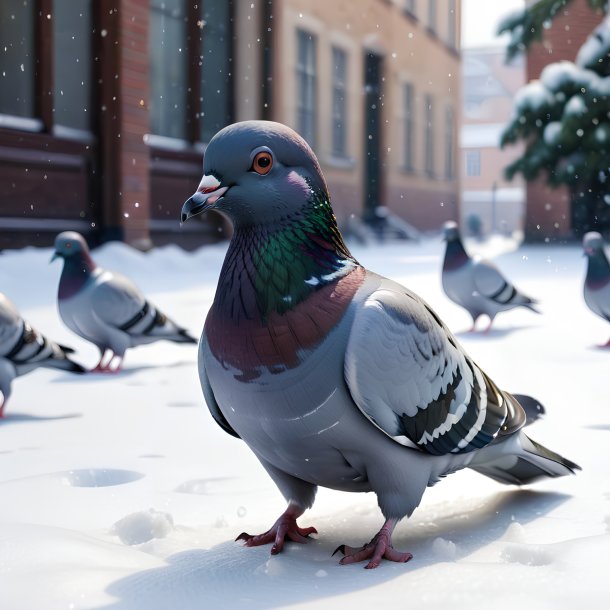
{"left": 215, "top": 190, "right": 358, "bottom": 321}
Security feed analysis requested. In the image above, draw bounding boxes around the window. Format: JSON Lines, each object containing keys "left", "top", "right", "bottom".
{"left": 445, "top": 106, "right": 454, "bottom": 179}
{"left": 448, "top": 0, "right": 457, "bottom": 49}
{"left": 0, "top": 0, "right": 35, "bottom": 119}
{"left": 53, "top": 1, "right": 92, "bottom": 131}
{"left": 296, "top": 29, "right": 317, "bottom": 148}
{"left": 466, "top": 150, "right": 481, "bottom": 177}
{"left": 149, "top": 0, "right": 188, "bottom": 139}
{"left": 424, "top": 94, "right": 434, "bottom": 176}
{"left": 403, "top": 82, "right": 415, "bottom": 171}
{"left": 428, "top": 0, "right": 437, "bottom": 33}
{"left": 405, "top": 0, "right": 417, "bottom": 17}
{"left": 331, "top": 46, "right": 347, "bottom": 157}
{"left": 200, "top": 0, "right": 233, "bottom": 143}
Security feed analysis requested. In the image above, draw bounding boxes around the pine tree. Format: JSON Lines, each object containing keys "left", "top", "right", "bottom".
{"left": 500, "top": 0, "right": 610, "bottom": 236}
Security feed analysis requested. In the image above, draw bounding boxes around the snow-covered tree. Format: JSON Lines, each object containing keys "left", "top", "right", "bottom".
{"left": 498, "top": 0, "right": 607, "bottom": 62}
{"left": 500, "top": 2, "right": 610, "bottom": 235}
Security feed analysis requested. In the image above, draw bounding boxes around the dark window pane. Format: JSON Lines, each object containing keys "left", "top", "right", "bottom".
{"left": 296, "top": 29, "right": 316, "bottom": 148}
{"left": 149, "top": 0, "right": 187, "bottom": 139}
{"left": 331, "top": 46, "right": 347, "bottom": 157}
{"left": 404, "top": 82, "right": 414, "bottom": 170}
{"left": 0, "top": 0, "right": 35, "bottom": 118}
{"left": 445, "top": 106, "right": 454, "bottom": 179}
{"left": 200, "top": 0, "right": 233, "bottom": 142}
{"left": 53, "top": 0, "right": 92, "bottom": 130}
{"left": 425, "top": 94, "right": 434, "bottom": 176}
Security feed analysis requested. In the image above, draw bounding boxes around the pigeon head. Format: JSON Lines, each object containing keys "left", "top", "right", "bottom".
{"left": 583, "top": 231, "right": 605, "bottom": 257}
{"left": 52, "top": 232, "right": 96, "bottom": 296}
{"left": 442, "top": 221, "right": 461, "bottom": 242}
{"left": 53, "top": 231, "right": 91, "bottom": 261}
{"left": 181, "top": 121, "right": 330, "bottom": 227}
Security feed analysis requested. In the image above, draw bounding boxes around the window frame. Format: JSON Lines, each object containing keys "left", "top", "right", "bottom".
{"left": 465, "top": 150, "right": 481, "bottom": 177}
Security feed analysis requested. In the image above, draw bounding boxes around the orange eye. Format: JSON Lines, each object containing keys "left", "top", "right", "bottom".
{"left": 252, "top": 151, "right": 273, "bottom": 175}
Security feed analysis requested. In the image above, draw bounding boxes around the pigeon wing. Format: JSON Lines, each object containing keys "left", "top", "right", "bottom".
{"left": 345, "top": 284, "right": 525, "bottom": 455}
{"left": 90, "top": 271, "right": 148, "bottom": 329}
{"left": 472, "top": 259, "right": 519, "bottom": 305}
{"left": 199, "top": 333, "right": 240, "bottom": 438}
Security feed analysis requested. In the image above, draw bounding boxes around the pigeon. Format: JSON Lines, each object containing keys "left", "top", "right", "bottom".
{"left": 181, "top": 120, "right": 579, "bottom": 569}
{"left": 52, "top": 231, "right": 197, "bottom": 372}
{"left": 582, "top": 231, "right": 610, "bottom": 346}
{"left": 0, "top": 292, "right": 85, "bottom": 417}
{"left": 442, "top": 221, "right": 539, "bottom": 332}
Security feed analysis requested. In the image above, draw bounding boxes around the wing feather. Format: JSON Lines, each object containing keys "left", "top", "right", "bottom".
{"left": 345, "top": 283, "right": 521, "bottom": 455}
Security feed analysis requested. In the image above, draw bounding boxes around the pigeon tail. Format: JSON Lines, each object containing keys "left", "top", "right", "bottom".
{"left": 511, "top": 394, "right": 545, "bottom": 426}
{"left": 469, "top": 431, "right": 580, "bottom": 486}
{"left": 43, "top": 356, "right": 86, "bottom": 374}
{"left": 177, "top": 328, "right": 198, "bottom": 344}
{"left": 521, "top": 298, "right": 541, "bottom": 314}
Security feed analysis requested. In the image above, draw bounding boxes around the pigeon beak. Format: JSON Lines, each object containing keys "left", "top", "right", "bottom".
{"left": 50, "top": 252, "right": 60, "bottom": 263}
{"left": 181, "top": 175, "right": 228, "bottom": 222}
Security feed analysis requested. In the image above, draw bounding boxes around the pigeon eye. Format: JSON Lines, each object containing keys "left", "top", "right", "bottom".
{"left": 66, "top": 243, "right": 72, "bottom": 248}
{"left": 252, "top": 151, "right": 273, "bottom": 175}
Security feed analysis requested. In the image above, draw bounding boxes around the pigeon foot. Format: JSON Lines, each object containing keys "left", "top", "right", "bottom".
{"left": 333, "top": 519, "right": 412, "bottom": 569}
{"left": 236, "top": 505, "right": 317, "bottom": 555}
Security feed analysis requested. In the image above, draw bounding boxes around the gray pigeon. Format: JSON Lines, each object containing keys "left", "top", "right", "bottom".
{"left": 442, "top": 221, "right": 539, "bottom": 332}
{"left": 52, "top": 232, "right": 196, "bottom": 372}
{"left": 181, "top": 121, "right": 579, "bottom": 569}
{"left": 582, "top": 231, "right": 610, "bottom": 346}
{"left": 0, "top": 292, "right": 85, "bottom": 417}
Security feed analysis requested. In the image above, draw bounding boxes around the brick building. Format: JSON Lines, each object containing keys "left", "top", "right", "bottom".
{"left": 0, "top": 0, "right": 461, "bottom": 249}
{"left": 524, "top": 0, "right": 605, "bottom": 240}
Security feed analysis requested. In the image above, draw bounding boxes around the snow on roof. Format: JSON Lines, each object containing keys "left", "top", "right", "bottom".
{"left": 460, "top": 123, "right": 506, "bottom": 148}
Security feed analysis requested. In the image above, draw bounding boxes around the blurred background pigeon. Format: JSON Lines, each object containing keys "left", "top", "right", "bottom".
{"left": 0, "top": 292, "right": 84, "bottom": 417}
{"left": 442, "top": 221, "right": 539, "bottom": 332}
{"left": 582, "top": 231, "right": 610, "bottom": 346}
{"left": 52, "top": 231, "right": 196, "bottom": 372}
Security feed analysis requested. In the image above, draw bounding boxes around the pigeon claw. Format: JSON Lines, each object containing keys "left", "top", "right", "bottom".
{"left": 235, "top": 514, "right": 317, "bottom": 555}
{"left": 335, "top": 528, "right": 412, "bottom": 569}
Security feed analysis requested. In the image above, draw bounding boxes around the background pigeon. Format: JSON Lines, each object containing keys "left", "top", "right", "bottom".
{"left": 52, "top": 232, "right": 196, "bottom": 372}
{"left": 441, "top": 221, "right": 539, "bottom": 331}
{"left": 0, "top": 292, "right": 84, "bottom": 417}
{"left": 582, "top": 231, "right": 610, "bottom": 346}
{"left": 181, "top": 121, "right": 579, "bottom": 569}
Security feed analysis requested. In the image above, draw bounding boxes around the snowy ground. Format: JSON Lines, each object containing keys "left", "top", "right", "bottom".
{"left": 0, "top": 235, "right": 609, "bottom": 610}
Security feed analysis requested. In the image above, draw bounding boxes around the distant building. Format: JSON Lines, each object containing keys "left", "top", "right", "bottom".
{"left": 461, "top": 46, "right": 526, "bottom": 236}
{"left": 0, "top": 0, "right": 461, "bottom": 249}
{"left": 524, "top": 0, "right": 604, "bottom": 240}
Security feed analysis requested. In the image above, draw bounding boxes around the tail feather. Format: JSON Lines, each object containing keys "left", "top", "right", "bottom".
{"left": 470, "top": 432, "right": 580, "bottom": 486}
{"left": 57, "top": 344, "right": 76, "bottom": 354}
{"left": 512, "top": 393, "right": 545, "bottom": 426}
{"left": 523, "top": 301, "right": 541, "bottom": 314}
{"left": 45, "top": 357, "right": 86, "bottom": 374}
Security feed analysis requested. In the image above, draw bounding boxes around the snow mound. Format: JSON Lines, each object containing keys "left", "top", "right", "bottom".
{"left": 112, "top": 509, "right": 174, "bottom": 545}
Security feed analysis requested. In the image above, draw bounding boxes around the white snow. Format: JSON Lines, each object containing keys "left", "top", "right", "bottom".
{"left": 1, "top": 236, "right": 609, "bottom": 609}
{"left": 514, "top": 81, "right": 553, "bottom": 112}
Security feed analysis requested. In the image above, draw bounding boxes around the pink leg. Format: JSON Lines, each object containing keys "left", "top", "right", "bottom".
{"left": 334, "top": 518, "right": 412, "bottom": 569}
{"left": 597, "top": 336, "right": 610, "bottom": 348}
{"left": 0, "top": 398, "right": 5, "bottom": 419}
{"left": 236, "top": 502, "right": 317, "bottom": 555}
{"left": 483, "top": 317, "right": 494, "bottom": 334}
{"left": 106, "top": 354, "right": 124, "bottom": 373}
{"left": 91, "top": 350, "right": 112, "bottom": 372}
